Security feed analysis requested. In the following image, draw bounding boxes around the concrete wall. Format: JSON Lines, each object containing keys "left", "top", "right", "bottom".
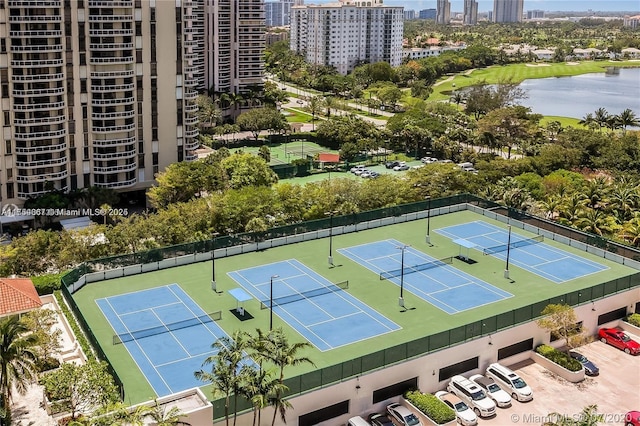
{"left": 217, "top": 287, "right": 639, "bottom": 426}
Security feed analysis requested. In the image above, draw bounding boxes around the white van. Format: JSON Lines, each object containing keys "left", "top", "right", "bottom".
{"left": 485, "top": 363, "right": 533, "bottom": 402}
{"left": 447, "top": 375, "right": 496, "bottom": 417}
{"left": 348, "top": 415, "right": 370, "bottom": 426}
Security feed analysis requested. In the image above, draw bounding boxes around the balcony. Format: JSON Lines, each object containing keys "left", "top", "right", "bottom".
{"left": 9, "top": 29, "right": 62, "bottom": 38}
{"left": 13, "top": 101, "right": 65, "bottom": 111}
{"left": 91, "top": 110, "right": 135, "bottom": 120}
{"left": 90, "top": 82, "right": 135, "bottom": 92}
{"left": 18, "top": 185, "right": 68, "bottom": 199}
{"left": 184, "top": 138, "right": 199, "bottom": 150}
{"left": 14, "top": 128, "right": 66, "bottom": 141}
{"left": 92, "top": 122, "right": 136, "bottom": 133}
{"left": 11, "top": 58, "right": 64, "bottom": 67}
{"left": 13, "top": 114, "right": 66, "bottom": 126}
{"left": 92, "top": 96, "right": 135, "bottom": 106}
{"left": 10, "top": 44, "right": 63, "bottom": 53}
{"left": 89, "top": 55, "right": 134, "bottom": 65}
{"left": 89, "top": 28, "right": 134, "bottom": 36}
{"left": 89, "top": 42, "right": 135, "bottom": 51}
{"left": 16, "top": 169, "right": 67, "bottom": 183}
{"left": 184, "top": 127, "right": 199, "bottom": 138}
{"left": 12, "top": 72, "right": 64, "bottom": 83}
{"left": 92, "top": 150, "right": 136, "bottom": 160}
{"left": 184, "top": 103, "right": 198, "bottom": 113}
{"left": 93, "top": 160, "right": 137, "bottom": 174}
{"left": 94, "top": 177, "right": 136, "bottom": 188}
{"left": 8, "top": 0, "right": 61, "bottom": 6}
{"left": 15, "top": 141, "right": 66, "bottom": 154}
{"left": 12, "top": 87, "right": 65, "bottom": 97}
{"left": 92, "top": 135, "right": 136, "bottom": 147}
{"left": 88, "top": 0, "right": 133, "bottom": 6}
{"left": 9, "top": 15, "right": 61, "bottom": 23}
{"left": 88, "top": 14, "right": 133, "bottom": 23}
{"left": 91, "top": 69, "right": 135, "bottom": 78}
{"left": 15, "top": 156, "right": 67, "bottom": 168}
{"left": 184, "top": 115, "right": 198, "bottom": 126}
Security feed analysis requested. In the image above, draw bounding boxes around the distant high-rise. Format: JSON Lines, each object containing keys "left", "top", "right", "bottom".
{"left": 265, "top": 0, "right": 297, "bottom": 27}
{"left": 404, "top": 9, "right": 416, "bottom": 20}
{"left": 290, "top": 0, "right": 404, "bottom": 75}
{"left": 493, "top": 0, "right": 523, "bottom": 22}
{"left": 419, "top": 8, "right": 437, "bottom": 19}
{"left": 436, "top": 0, "right": 450, "bottom": 24}
{"left": 463, "top": 0, "right": 478, "bottom": 25}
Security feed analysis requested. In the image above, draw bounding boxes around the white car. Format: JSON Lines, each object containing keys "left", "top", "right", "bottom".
{"left": 386, "top": 402, "right": 422, "bottom": 426}
{"left": 393, "top": 162, "right": 409, "bottom": 171}
{"left": 435, "top": 391, "right": 478, "bottom": 426}
{"left": 350, "top": 165, "right": 366, "bottom": 174}
{"left": 469, "top": 374, "right": 512, "bottom": 408}
{"left": 360, "top": 170, "right": 372, "bottom": 178}
{"left": 421, "top": 157, "right": 438, "bottom": 164}
{"left": 354, "top": 168, "right": 368, "bottom": 176}
{"left": 447, "top": 375, "right": 496, "bottom": 417}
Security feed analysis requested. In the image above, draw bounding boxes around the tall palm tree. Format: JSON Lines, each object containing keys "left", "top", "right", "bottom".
{"left": 194, "top": 354, "right": 235, "bottom": 426}
{"left": 0, "top": 316, "right": 38, "bottom": 425}
{"left": 577, "top": 113, "right": 594, "bottom": 129}
{"left": 145, "top": 402, "right": 191, "bottom": 426}
{"left": 616, "top": 108, "right": 640, "bottom": 134}
{"left": 262, "top": 328, "right": 314, "bottom": 426}
{"left": 592, "top": 107, "right": 610, "bottom": 131}
{"left": 307, "top": 96, "right": 323, "bottom": 131}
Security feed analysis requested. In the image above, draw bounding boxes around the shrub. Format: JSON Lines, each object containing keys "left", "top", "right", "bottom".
{"left": 53, "top": 291, "right": 95, "bottom": 361}
{"left": 625, "top": 313, "right": 640, "bottom": 328}
{"left": 535, "top": 344, "right": 582, "bottom": 372}
{"left": 32, "top": 272, "right": 65, "bottom": 295}
{"left": 404, "top": 390, "right": 455, "bottom": 424}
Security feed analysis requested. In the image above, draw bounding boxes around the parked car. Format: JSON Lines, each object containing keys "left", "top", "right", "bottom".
{"left": 435, "top": 391, "right": 478, "bottom": 426}
{"left": 368, "top": 171, "right": 380, "bottom": 179}
{"left": 469, "top": 374, "right": 512, "bottom": 407}
{"left": 393, "top": 162, "right": 409, "bottom": 171}
{"left": 350, "top": 165, "right": 366, "bottom": 174}
{"left": 626, "top": 411, "right": 640, "bottom": 426}
{"left": 447, "top": 375, "right": 496, "bottom": 417}
{"left": 368, "top": 412, "right": 394, "bottom": 426}
{"left": 569, "top": 351, "right": 599, "bottom": 376}
{"left": 411, "top": 164, "right": 424, "bottom": 169}
{"left": 354, "top": 168, "right": 368, "bottom": 176}
{"left": 386, "top": 402, "right": 422, "bottom": 426}
{"left": 485, "top": 362, "right": 533, "bottom": 402}
{"left": 385, "top": 160, "right": 400, "bottom": 169}
{"left": 360, "top": 170, "right": 372, "bottom": 178}
{"left": 421, "top": 157, "right": 438, "bottom": 164}
{"left": 598, "top": 328, "right": 640, "bottom": 354}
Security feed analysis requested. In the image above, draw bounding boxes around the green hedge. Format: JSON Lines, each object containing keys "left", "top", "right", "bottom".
{"left": 535, "top": 344, "right": 582, "bottom": 372}
{"left": 625, "top": 313, "right": 640, "bottom": 327}
{"left": 32, "top": 272, "right": 65, "bottom": 295}
{"left": 53, "top": 291, "right": 95, "bottom": 361}
{"left": 405, "top": 390, "right": 455, "bottom": 424}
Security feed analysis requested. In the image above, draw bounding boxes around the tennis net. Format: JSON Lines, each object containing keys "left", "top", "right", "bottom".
{"left": 113, "top": 311, "right": 222, "bottom": 345}
{"left": 379, "top": 257, "right": 454, "bottom": 280}
{"left": 260, "top": 280, "right": 349, "bottom": 309}
{"left": 483, "top": 235, "right": 544, "bottom": 255}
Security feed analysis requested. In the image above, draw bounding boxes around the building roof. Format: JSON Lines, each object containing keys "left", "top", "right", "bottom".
{"left": 319, "top": 153, "right": 340, "bottom": 163}
{"left": 0, "top": 278, "right": 42, "bottom": 317}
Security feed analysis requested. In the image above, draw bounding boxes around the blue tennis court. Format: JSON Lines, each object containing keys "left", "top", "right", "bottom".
{"left": 96, "top": 284, "right": 245, "bottom": 397}
{"left": 227, "top": 259, "right": 400, "bottom": 351}
{"left": 337, "top": 240, "right": 512, "bottom": 314}
{"left": 435, "top": 221, "right": 608, "bottom": 283}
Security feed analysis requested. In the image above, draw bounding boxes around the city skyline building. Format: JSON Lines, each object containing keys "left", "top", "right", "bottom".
{"left": 418, "top": 8, "right": 436, "bottom": 19}
{"left": 526, "top": 9, "right": 545, "bottom": 19}
{"left": 265, "top": 0, "right": 303, "bottom": 27}
{"left": 436, "top": 0, "right": 450, "bottom": 24}
{"left": 0, "top": 0, "right": 204, "bottom": 206}
{"left": 290, "top": 0, "right": 404, "bottom": 75}
{"left": 493, "top": 0, "right": 523, "bottom": 22}
{"left": 403, "top": 9, "right": 416, "bottom": 20}
{"left": 463, "top": 0, "right": 478, "bottom": 24}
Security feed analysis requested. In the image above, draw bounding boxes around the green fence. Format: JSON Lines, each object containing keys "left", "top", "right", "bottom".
{"left": 59, "top": 193, "right": 640, "bottom": 411}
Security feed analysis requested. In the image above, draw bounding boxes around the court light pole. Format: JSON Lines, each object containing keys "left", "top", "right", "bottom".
{"left": 325, "top": 210, "right": 338, "bottom": 266}
{"left": 425, "top": 195, "right": 432, "bottom": 246}
{"left": 270, "top": 274, "right": 279, "bottom": 330}
{"left": 397, "top": 245, "right": 410, "bottom": 308}
{"left": 504, "top": 225, "right": 512, "bottom": 279}
{"left": 211, "top": 232, "right": 221, "bottom": 293}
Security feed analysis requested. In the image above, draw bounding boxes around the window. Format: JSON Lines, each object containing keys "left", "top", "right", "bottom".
{"left": 497, "top": 338, "right": 533, "bottom": 360}
{"left": 597, "top": 307, "right": 627, "bottom": 325}
{"left": 373, "top": 377, "right": 418, "bottom": 403}
{"left": 7, "top": 182, "right": 14, "bottom": 199}
{"left": 5, "top": 140, "right": 11, "bottom": 154}
{"left": 439, "top": 357, "right": 478, "bottom": 382}
{"left": 298, "top": 400, "right": 349, "bottom": 426}
{"left": 3, "top": 111, "right": 9, "bottom": 125}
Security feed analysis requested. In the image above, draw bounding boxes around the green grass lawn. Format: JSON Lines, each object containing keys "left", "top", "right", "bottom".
{"left": 541, "top": 115, "right": 583, "bottom": 128}
{"left": 71, "top": 209, "right": 635, "bottom": 403}
{"left": 428, "top": 60, "right": 640, "bottom": 102}
{"left": 283, "top": 108, "right": 314, "bottom": 123}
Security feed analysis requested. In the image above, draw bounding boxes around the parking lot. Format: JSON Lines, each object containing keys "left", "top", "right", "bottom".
{"left": 481, "top": 335, "right": 640, "bottom": 425}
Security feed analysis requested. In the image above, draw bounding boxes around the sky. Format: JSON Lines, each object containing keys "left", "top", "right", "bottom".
{"left": 338, "top": 1, "right": 640, "bottom": 12}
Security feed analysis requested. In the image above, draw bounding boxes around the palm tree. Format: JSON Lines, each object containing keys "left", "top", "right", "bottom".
{"left": 307, "top": 96, "right": 323, "bottom": 131}
{"left": 145, "top": 401, "right": 191, "bottom": 426}
{"left": 0, "top": 316, "right": 38, "bottom": 425}
{"left": 616, "top": 108, "right": 640, "bottom": 134}
{"left": 262, "top": 328, "right": 314, "bottom": 426}
{"left": 195, "top": 357, "right": 234, "bottom": 426}
{"left": 450, "top": 91, "right": 466, "bottom": 106}
{"left": 577, "top": 113, "right": 596, "bottom": 130}
{"left": 592, "top": 107, "right": 610, "bottom": 131}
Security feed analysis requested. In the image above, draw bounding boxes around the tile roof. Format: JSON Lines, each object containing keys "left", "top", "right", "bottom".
{"left": 0, "top": 278, "right": 42, "bottom": 317}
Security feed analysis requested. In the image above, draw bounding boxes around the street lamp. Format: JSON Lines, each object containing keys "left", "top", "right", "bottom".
{"left": 397, "top": 245, "right": 410, "bottom": 308}
{"left": 269, "top": 274, "right": 279, "bottom": 330}
{"left": 425, "top": 196, "right": 432, "bottom": 246}
{"left": 211, "top": 232, "right": 221, "bottom": 293}
{"left": 325, "top": 210, "right": 339, "bottom": 266}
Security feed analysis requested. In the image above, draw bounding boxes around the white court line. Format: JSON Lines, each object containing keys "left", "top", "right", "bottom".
{"left": 118, "top": 301, "right": 183, "bottom": 318}
{"left": 148, "top": 307, "right": 191, "bottom": 357}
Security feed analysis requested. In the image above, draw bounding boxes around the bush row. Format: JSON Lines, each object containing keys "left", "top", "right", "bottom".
{"left": 405, "top": 390, "right": 456, "bottom": 424}
{"left": 53, "top": 291, "right": 95, "bottom": 361}
{"left": 625, "top": 313, "right": 640, "bottom": 328}
{"left": 32, "top": 272, "right": 65, "bottom": 295}
{"left": 535, "top": 344, "right": 582, "bottom": 372}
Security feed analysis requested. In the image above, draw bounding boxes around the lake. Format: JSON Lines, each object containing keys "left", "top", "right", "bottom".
{"left": 519, "top": 67, "right": 640, "bottom": 119}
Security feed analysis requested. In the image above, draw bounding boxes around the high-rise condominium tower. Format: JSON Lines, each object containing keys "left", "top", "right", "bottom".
{"left": 493, "top": 0, "right": 523, "bottom": 22}
{"left": 463, "top": 0, "right": 478, "bottom": 25}
{"left": 290, "top": 0, "right": 403, "bottom": 75}
{"left": 436, "top": 0, "right": 450, "bottom": 24}
{"left": 0, "top": 0, "right": 204, "bottom": 205}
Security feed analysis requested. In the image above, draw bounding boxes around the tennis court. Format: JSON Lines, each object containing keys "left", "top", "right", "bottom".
{"left": 96, "top": 284, "right": 244, "bottom": 397}
{"left": 227, "top": 259, "right": 400, "bottom": 351}
{"left": 338, "top": 239, "right": 512, "bottom": 314}
{"left": 435, "top": 221, "right": 608, "bottom": 283}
